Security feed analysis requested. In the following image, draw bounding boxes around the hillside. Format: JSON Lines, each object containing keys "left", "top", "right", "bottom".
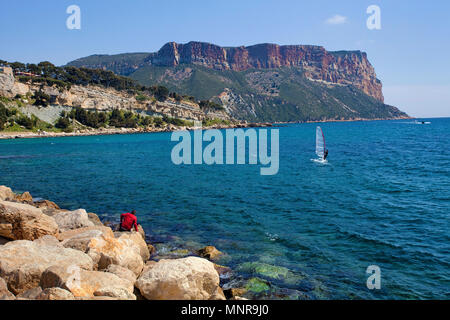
{"left": 0, "top": 62, "right": 231, "bottom": 134}
{"left": 68, "top": 41, "right": 409, "bottom": 122}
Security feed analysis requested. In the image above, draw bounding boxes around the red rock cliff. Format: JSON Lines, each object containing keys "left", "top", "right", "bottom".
{"left": 147, "top": 42, "right": 384, "bottom": 102}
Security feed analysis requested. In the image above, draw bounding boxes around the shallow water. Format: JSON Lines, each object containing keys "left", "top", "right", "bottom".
{"left": 1, "top": 118, "right": 449, "bottom": 299}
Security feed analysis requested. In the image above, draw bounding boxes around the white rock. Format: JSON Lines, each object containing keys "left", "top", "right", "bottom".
{"left": 0, "top": 240, "right": 94, "bottom": 294}
{"left": 40, "top": 266, "right": 135, "bottom": 299}
{"left": 0, "top": 200, "right": 59, "bottom": 241}
{"left": 36, "top": 287, "right": 75, "bottom": 300}
{"left": 87, "top": 234, "right": 144, "bottom": 276}
{"left": 136, "top": 257, "right": 225, "bottom": 300}
{"left": 52, "top": 209, "right": 94, "bottom": 231}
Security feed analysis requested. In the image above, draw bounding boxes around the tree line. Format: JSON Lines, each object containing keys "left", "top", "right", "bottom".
{"left": 54, "top": 107, "right": 193, "bottom": 131}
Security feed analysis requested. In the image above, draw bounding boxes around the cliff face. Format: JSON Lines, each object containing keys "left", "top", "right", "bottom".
{"left": 144, "top": 42, "right": 383, "bottom": 102}
{"left": 69, "top": 41, "right": 384, "bottom": 102}
{"left": 67, "top": 42, "right": 410, "bottom": 122}
{"left": 0, "top": 70, "right": 229, "bottom": 122}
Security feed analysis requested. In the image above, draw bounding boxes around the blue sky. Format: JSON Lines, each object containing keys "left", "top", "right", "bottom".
{"left": 1, "top": 0, "right": 449, "bottom": 117}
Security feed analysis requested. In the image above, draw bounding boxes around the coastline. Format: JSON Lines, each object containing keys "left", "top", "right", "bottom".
{"left": 0, "top": 116, "right": 414, "bottom": 140}
{"left": 0, "top": 186, "right": 239, "bottom": 300}
{"left": 0, "top": 122, "right": 273, "bottom": 140}
{"left": 274, "top": 115, "right": 413, "bottom": 125}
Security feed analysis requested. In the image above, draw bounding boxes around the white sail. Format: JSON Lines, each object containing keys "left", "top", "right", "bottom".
{"left": 316, "top": 126, "right": 326, "bottom": 159}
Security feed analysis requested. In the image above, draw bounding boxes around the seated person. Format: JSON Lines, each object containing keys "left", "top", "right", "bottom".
{"left": 120, "top": 210, "right": 138, "bottom": 232}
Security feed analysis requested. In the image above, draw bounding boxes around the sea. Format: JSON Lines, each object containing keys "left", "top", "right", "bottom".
{"left": 1, "top": 118, "right": 449, "bottom": 300}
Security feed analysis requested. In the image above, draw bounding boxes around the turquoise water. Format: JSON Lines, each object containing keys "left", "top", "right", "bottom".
{"left": 1, "top": 119, "right": 449, "bottom": 299}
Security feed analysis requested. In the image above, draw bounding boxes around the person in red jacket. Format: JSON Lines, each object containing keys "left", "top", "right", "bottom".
{"left": 120, "top": 210, "right": 138, "bottom": 232}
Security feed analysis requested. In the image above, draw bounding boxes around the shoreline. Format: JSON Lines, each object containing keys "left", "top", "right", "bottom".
{"left": 0, "top": 122, "right": 273, "bottom": 140}
{"left": 0, "top": 186, "right": 239, "bottom": 300}
{"left": 0, "top": 116, "right": 415, "bottom": 140}
{"left": 274, "top": 115, "right": 413, "bottom": 125}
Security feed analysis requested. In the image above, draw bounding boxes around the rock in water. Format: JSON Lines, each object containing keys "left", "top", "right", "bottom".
{"left": 40, "top": 266, "right": 135, "bottom": 299}
{"left": 52, "top": 209, "right": 95, "bottom": 231}
{"left": 136, "top": 256, "right": 225, "bottom": 300}
{"left": 0, "top": 240, "right": 94, "bottom": 294}
{"left": 0, "top": 200, "right": 59, "bottom": 240}
{"left": 197, "top": 246, "right": 223, "bottom": 260}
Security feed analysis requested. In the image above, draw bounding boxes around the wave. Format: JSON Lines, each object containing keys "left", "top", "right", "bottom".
{"left": 0, "top": 154, "right": 37, "bottom": 159}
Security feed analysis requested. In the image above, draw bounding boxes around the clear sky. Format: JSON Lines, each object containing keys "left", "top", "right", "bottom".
{"left": 1, "top": 0, "right": 449, "bottom": 117}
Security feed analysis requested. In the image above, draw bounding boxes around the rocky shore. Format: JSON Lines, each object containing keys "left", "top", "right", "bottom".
{"left": 0, "top": 122, "right": 273, "bottom": 140}
{"left": 0, "top": 185, "right": 245, "bottom": 300}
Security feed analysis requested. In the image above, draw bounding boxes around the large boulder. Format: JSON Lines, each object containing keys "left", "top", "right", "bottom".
{"left": 52, "top": 209, "right": 94, "bottom": 231}
{"left": 57, "top": 226, "right": 114, "bottom": 241}
{"left": 0, "top": 186, "right": 15, "bottom": 201}
{"left": 116, "top": 232, "right": 150, "bottom": 262}
{"left": 58, "top": 226, "right": 114, "bottom": 253}
{"left": 40, "top": 266, "right": 135, "bottom": 300}
{"left": 0, "top": 200, "right": 59, "bottom": 240}
{"left": 0, "top": 240, "right": 94, "bottom": 294}
{"left": 136, "top": 257, "right": 226, "bottom": 300}
{"left": 105, "top": 264, "right": 137, "bottom": 284}
{"left": 33, "top": 235, "right": 63, "bottom": 247}
{"left": 87, "top": 234, "right": 144, "bottom": 276}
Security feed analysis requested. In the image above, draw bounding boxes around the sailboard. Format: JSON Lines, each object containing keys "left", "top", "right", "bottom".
{"left": 312, "top": 126, "right": 328, "bottom": 163}
{"left": 316, "top": 126, "right": 326, "bottom": 158}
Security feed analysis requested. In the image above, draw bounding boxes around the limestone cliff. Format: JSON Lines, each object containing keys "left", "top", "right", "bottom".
{"left": 0, "top": 69, "right": 229, "bottom": 121}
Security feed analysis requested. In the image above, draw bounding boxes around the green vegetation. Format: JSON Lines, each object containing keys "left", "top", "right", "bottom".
{"left": 128, "top": 64, "right": 407, "bottom": 122}
{"left": 50, "top": 107, "right": 194, "bottom": 132}
{"left": 32, "top": 91, "right": 51, "bottom": 107}
{"left": 4, "top": 60, "right": 221, "bottom": 111}
{"left": 162, "top": 115, "right": 193, "bottom": 127}
{"left": 199, "top": 100, "right": 224, "bottom": 111}
{"left": 0, "top": 102, "right": 55, "bottom": 132}
{"left": 202, "top": 118, "right": 230, "bottom": 126}
{"left": 0, "top": 103, "right": 12, "bottom": 130}
{"left": 1, "top": 99, "right": 215, "bottom": 133}
{"left": 135, "top": 93, "right": 149, "bottom": 102}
